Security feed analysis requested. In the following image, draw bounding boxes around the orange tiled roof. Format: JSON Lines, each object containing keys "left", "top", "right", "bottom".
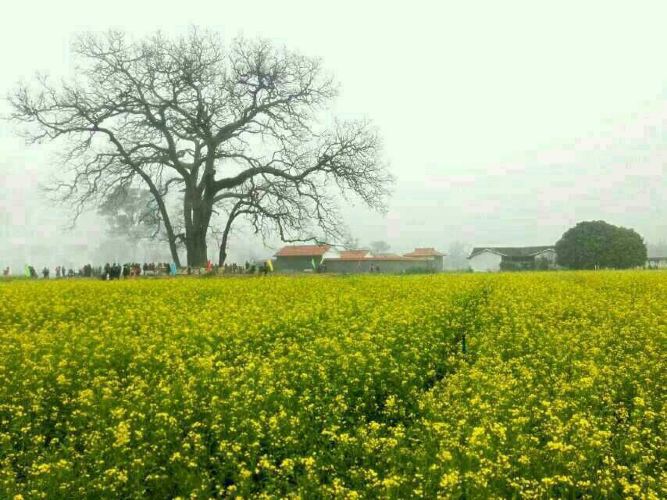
{"left": 326, "top": 255, "right": 429, "bottom": 262}
{"left": 403, "top": 247, "right": 445, "bottom": 257}
{"left": 339, "top": 250, "right": 371, "bottom": 259}
{"left": 275, "top": 244, "right": 331, "bottom": 257}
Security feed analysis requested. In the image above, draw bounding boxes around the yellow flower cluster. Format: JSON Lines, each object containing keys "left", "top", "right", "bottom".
{"left": 0, "top": 272, "right": 664, "bottom": 498}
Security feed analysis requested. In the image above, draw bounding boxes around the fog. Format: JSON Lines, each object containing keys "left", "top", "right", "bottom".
{"left": 2, "top": 0, "right": 667, "bottom": 272}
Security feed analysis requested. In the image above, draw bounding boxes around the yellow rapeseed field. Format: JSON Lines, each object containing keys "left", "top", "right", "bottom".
{"left": 0, "top": 272, "right": 665, "bottom": 498}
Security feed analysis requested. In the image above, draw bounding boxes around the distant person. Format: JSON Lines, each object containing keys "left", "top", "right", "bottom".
{"left": 2, "top": 266, "right": 9, "bottom": 277}
{"left": 42, "top": 267, "right": 49, "bottom": 279}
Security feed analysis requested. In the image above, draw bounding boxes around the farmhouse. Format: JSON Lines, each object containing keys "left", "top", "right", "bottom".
{"left": 274, "top": 245, "right": 446, "bottom": 273}
{"left": 274, "top": 244, "right": 335, "bottom": 272}
{"left": 403, "top": 247, "right": 445, "bottom": 272}
{"left": 468, "top": 246, "right": 556, "bottom": 272}
{"left": 325, "top": 250, "right": 433, "bottom": 274}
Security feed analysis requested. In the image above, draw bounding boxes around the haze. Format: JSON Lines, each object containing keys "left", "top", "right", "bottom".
{"left": 2, "top": 0, "right": 667, "bottom": 270}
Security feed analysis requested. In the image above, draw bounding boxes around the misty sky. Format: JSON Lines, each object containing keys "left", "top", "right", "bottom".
{"left": 2, "top": 0, "right": 667, "bottom": 268}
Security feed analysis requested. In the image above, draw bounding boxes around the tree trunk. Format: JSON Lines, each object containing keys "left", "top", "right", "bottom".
{"left": 218, "top": 221, "right": 231, "bottom": 266}
{"left": 137, "top": 170, "right": 181, "bottom": 267}
{"left": 218, "top": 204, "right": 243, "bottom": 266}
{"left": 218, "top": 246, "right": 227, "bottom": 267}
{"left": 185, "top": 198, "right": 213, "bottom": 267}
{"left": 186, "top": 230, "right": 208, "bottom": 267}
{"left": 183, "top": 185, "right": 210, "bottom": 267}
{"left": 167, "top": 236, "right": 181, "bottom": 268}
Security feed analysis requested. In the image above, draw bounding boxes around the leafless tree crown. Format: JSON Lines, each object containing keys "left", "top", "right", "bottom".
{"left": 11, "top": 29, "right": 392, "bottom": 266}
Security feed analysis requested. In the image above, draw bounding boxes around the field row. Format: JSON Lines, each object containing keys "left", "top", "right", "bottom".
{"left": 0, "top": 273, "right": 665, "bottom": 498}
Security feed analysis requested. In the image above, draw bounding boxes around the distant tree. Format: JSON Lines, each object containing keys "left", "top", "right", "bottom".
{"left": 341, "top": 235, "right": 360, "bottom": 250}
{"left": 555, "top": 220, "right": 647, "bottom": 269}
{"left": 11, "top": 30, "right": 391, "bottom": 267}
{"left": 647, "top": 241, "right": 667, "bottom": 258}
{"left": 98, "top": 185, "right": 161, "bottom": 241}
{"left": 369, "top": 240, "right": 391, "bottom": 255}
{"left": 445, "top": 241, "right": 469, "bottom": 270}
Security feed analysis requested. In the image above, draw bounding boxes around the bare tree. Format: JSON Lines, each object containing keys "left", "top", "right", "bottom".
{"left": 446, "top": 241, "right": 470, "bottom": 270}
{"left": 341, "top": 234, "right": 361, "bottom": 251}
{"left": 10, "top": 30, "right": 392, "bottom": 266}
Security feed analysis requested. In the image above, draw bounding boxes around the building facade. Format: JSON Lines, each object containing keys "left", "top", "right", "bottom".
{"left": 274, "top": 245, "right": 333, "bottom": 272}
{"left": 325, "top": 254, "right": 432, "bottom": 273}
{"left": 403, "top": 248, "right": 445, "bottom": 271}
{"left": 468, "top": 246, "right": 557, "bottom": 272}
{"left": 273, "top": 246, "right": 446, "bottom": 273}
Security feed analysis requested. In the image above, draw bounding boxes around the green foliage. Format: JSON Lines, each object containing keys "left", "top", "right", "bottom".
{"left": 556, "top": 220, "right": 647, "bottom": 270}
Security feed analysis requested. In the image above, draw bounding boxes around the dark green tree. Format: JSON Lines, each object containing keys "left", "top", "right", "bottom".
{"left": 555, "top": 220, "right": 647, "bottom": 269}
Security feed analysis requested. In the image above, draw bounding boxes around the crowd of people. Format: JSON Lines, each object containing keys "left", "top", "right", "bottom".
{"left": 222, "top": 261, "right": 271, "bottom": 275}
{"left": 1, "top": 260, "right": 274, "bottom": 279}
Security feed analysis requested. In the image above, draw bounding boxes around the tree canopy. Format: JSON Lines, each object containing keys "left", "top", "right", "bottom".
{"left": 369, "top": 240, "right": 391, "bottom": 255}
{"left": 555, "top": 220, "right": 647, "bottom": 269}
{"left": 97, "top": 185, "right": 160, "bottom": 242}
{"left": 11, "top": 30, "right": 392, "bottom": 266}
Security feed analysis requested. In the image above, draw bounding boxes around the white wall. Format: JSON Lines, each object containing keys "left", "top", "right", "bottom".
{"left": 469, "top": 251, "right": 502, "bottom": 272}
{"left": 537, "top": 249, "right": 557, "bottom": 263}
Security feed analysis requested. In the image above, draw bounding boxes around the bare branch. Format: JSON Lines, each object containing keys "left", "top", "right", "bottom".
{"left": 10, "top": 28, "right": 392, "bottom": 266}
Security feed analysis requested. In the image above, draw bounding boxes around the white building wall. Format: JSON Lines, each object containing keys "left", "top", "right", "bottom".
{"left": 537, "top": 249, "right": 557, "bottom": 263}
{"left": 469, "top": 251, "right": 502, "bottom": 272}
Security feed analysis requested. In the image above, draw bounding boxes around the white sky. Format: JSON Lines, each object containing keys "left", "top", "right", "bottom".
{"left": 2, "top": 0, "right": 667, "bottom": 267}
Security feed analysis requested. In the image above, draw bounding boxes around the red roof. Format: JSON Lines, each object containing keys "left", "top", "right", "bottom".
{"left": 326, "top": 255, "right": 429, "bottom": 262}
{"left": 403, "top": 247, "right": 445, "bottom": 257}
{"left": 275, "top": 244, "right": 331, "bottom": 257}
{"left": 339, "top": 250, "right": 371, "bottom": 259}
